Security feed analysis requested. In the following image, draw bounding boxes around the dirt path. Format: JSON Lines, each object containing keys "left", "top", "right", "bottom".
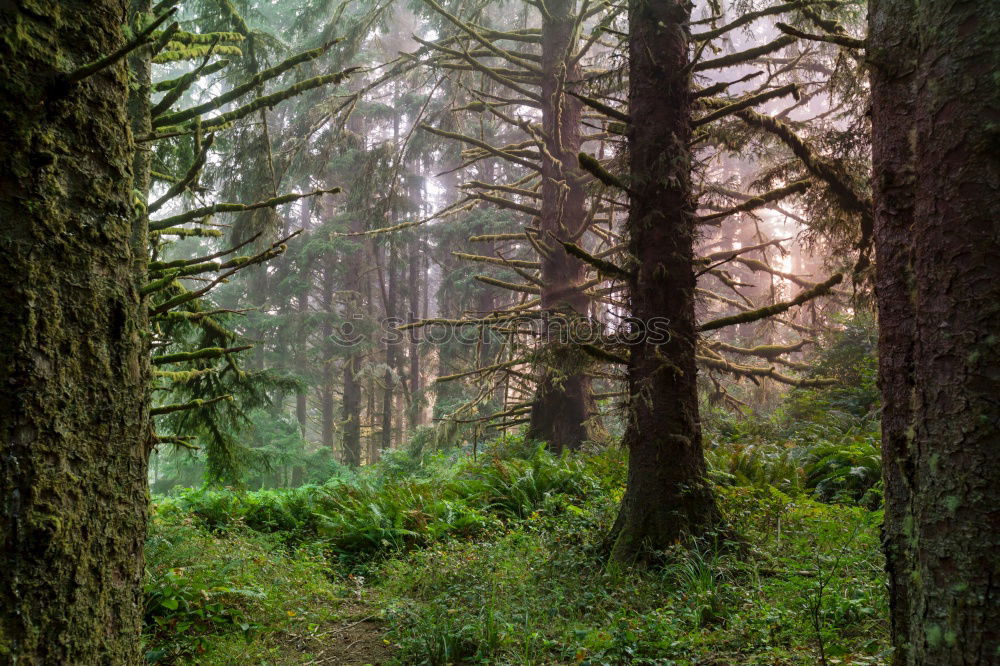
{"left": 295, "top": 604, "right": 396, "bottom": 666}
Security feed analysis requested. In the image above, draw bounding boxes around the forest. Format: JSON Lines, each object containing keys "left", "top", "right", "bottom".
{"left": 0, "top": 0, "right": 997, "bottom": 664}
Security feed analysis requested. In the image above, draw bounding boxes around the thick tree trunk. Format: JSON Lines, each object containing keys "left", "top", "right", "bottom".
{"left": 869, "top": 1, "right": 917, "bottom": 661}
{"left": 0, "top": 2, "right": 150, "bottom": 662}
{"left": 527, "top": 0, "right": 603, "bottom": 452}
{"left": 608, "top": 0, "right": 716, "bottom": 562}
{"left": 871, "top": 1, "right": 1000, "bottom": 663}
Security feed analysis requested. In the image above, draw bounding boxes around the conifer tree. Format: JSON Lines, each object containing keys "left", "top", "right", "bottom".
{"left": 1, "top": 2, "right": 149, "bottom": 661}
{"left": 870, "top": 0, "right": 1000, "bottom": 661}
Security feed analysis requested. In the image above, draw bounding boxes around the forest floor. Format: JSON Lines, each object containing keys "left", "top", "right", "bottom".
{"left": 144, "top": 427, "right": 890, "bottom": 665}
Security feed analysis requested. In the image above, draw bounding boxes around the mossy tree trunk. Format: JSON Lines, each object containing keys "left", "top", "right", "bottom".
{"left": 527, "top": 0, "right": 603, "bottom": 453}
{"left": 608, "top": 0, "right": 716, "bottom": 562}
{"left": 870, "top": 1, "right": 1000, "bottom": 662}
{"left": 0, "top": 1, "right": 150, "bottom": 663}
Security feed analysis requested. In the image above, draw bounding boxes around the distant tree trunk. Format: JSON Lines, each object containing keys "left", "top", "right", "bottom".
{"left": 320, "top": 257, "right": 336, "bottom": 453}
{"left": 0, "top": 2, "right": 150, "bottom": 662}
{"left": 380, "top": 241, "right": 398, "bottom": 452}
{"left": 870, "top": 1, "right": 1000, "bottom": 662}
{"left": 608, "top": 0, "right": 716, "bottom": 562}
{"left": 408, "top": 237, "right": 424, "bottom": 427}
{"left": 342, "top": 355, "right": 362, "bottom": 467}
{"left": 342, "top": 213, "right": 365, "bottom": 467}
{"left": 527, "top": 0, "right": 603, "bottom": 452}
{"left": 295, "top": 286, "right": 310, "bottom": 431}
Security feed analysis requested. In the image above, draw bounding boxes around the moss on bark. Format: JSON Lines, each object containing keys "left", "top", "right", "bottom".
{"left": 0, "top": 1, "right": 150, "bottom": 663}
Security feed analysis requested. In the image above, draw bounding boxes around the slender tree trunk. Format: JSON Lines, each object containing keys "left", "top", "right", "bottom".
{"left": 0, "top": 3, "right": 150, "bottom": 662}
{"left": 342, "top": 355, "right": 362, "bottom": 467}
{"left": 527, "top": 0, "right": 603, "bottom": 452}
{"left": 408, "top": 212, "right": 423, "bottom": 428}
{"left": 871, "top": 1, "right": 1000, "bottom": 662}
{"left": 608, "top": 0, "right": 716, "bottom": 562}
{"left": 320, "top": 258, "right": 336, "bottom": 453}
{"left": 381, "top": 242, "right": 398, "bottom": 452}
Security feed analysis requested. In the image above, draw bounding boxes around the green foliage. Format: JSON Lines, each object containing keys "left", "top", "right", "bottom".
{"left": 143, "top": 521, "right": 343, "bottom": 663}
{"left": 704, "top": 314, "right": 883, "bottom": 508}
{"left": 157, "top": 436, "right": 609, "bottom": 567}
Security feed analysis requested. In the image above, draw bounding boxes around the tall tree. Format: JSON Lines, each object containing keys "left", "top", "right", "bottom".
{"left": 870, "top": 0, "right": 1000, "bottom": 662}
{"left": 607, "top": 0, "right": 717, "bottom": 561}
{"left": 0, "top": 2, "right": 149, "bottom": 661}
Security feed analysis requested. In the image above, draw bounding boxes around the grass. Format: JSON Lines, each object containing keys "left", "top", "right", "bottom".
{"left": 144, "top": 435, "right": 889, "bottom": 665}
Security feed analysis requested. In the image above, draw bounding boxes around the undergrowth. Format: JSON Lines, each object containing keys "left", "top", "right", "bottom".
{"left": 145, "top": 431, "right": 888, "bottom": 664}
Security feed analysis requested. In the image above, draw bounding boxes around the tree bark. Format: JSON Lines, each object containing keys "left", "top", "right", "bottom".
{"left": 0, "top": 2, "right": 149, "bottom": 662}
{"left": 871, "top": 1, "right": 1000, "bottom": 662}
{"left": 527, "top": 0, "right": 603, "bottom": 453}
{"left": 608, "top": 0, "right": 716, "bottom": 562}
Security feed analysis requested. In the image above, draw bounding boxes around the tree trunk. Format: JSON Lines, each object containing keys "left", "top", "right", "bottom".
{"left": 527, "top": 0, "right": 603, "bottom": 452}
{"left": 380, "top": 242, "right": 398, "bottom": 453}
{"left": 870, "top": 1, "right": 1000, "bottom": 662}
{"left": 0, "top": 2, "right": 150, "bottom": 662}
{"left": 608, "top": 0, "right": 716, "bottom": 562}
{"left": 320, "top": 257, "right": 336, "bottom": 453}
{"left": 408, "top": 226, "right": 423, "bottom": 428}
{"left": 343, "top": 355, "right": 362, "bottom": 467}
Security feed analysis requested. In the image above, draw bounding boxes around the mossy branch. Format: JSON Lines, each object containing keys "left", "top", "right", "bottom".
{"left": 153, "top": 45, "right": 243, "bottom": 64}
{"left": 693, "top": 1, "right": 820, "bottom": 41}
{"left": 154, "top": 68, "right": 357, "bottom": 138}
{"left": 697, "top": 355, "right": 835, "bottom": 387}
{"left": 557, "top": 239, "right": 633, "bottom": 279}
{"left": 475, "top": 275, "right": 541, "bottom": 294}
{"left": 150, "top": 232, "right": 299, "bottom": 315}
{"left": 151, "top": 227, "right": 224, "bottom": 238}
{"left": 154, "top": 30, "right": 244, "bottom": 45}
{"left": 451, "top": 252, "right": 540, "bottom": 269}
{"left": 421, "top": 124, "right": 541, "bottom": 172}
{"left": 698, "top": 180, "right": 811, "bottom": 223}
{"left": 412, "top": 37, "right": 541, "bottom": 103}
{"left": 152, "top": 346, "right": 252, "bottom": 365}
{"left": 775, "top": 22, "right": 865, "bottom": 49}
{"left": 435, "top": 357, "right": 531, "bottom": 383}
{"left": 153, "top": 42, "right": 342, "bottom": 128}
{"left": 67, "top": 8, "right": 178, "bottom": 84}
{"left": 153, "top": 59, "right": 230, "bottom": 92}
{"left": 468, "top": 232, "right": 528, "bottom": 242}
{"left": 567, "top": 92, "right": 630, "bottom": 123}
{"left": 151, "top": 394, "right": 233, "bottom": 416}
{"left": 420, "top": 0, "right": 544, "bottom": 74}
{"left": 694, "top": 35, "right": 796, "bottom": 71}
{"left": 150, "top": 189, "right": 337, "bottom": 231}
{"left": 578, "top": 152, "right": 627, "bottom": 190}
{"left": 147, "top": 134, "right": 216, "bottom": 214}
{"left": 694, "top": 84, "right": 799, "bottom": 127}
{"left": 580, "top": 343, "right": 629, "bottom": 365}
{"left": 694, "top": 71, "right": 764, "bottom": 99}
{"left": 707, "top": 339, "right": 813, "bottom": 361}
{"left": 472, "top": 192, "right": 542, "bottom": 217}
{"left": 461, "top": 181, "right": 542, "bottom": 200}
{"left": 699, "top": 273, "right": 842, "bottom": 332}
{"left": 151, "top": 45, "right": 226, "bottom": 118}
